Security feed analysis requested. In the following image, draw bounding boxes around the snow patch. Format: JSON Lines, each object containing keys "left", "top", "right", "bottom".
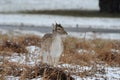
{"left": 0, "top": 0, "right": 99, "bottom": 12}
{"left": 0, "top": 14, "right": 120, "bottom": 29}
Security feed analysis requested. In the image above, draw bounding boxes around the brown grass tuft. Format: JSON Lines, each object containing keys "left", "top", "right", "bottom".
{"left": 61, "top": 36, "right": 120, "bottom": 66}
{"left": 0, "top": 34, "right": 42, "bottom": 55}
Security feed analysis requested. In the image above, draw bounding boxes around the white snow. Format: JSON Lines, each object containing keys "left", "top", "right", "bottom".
{"left": 111, "top": 49, "right": 120, "bottom": 54}
{"left": 6, "top": 76, "right": 42, "bottom": 80}
{"left": 0, "top": 28, "right": 120, "bottom": 41}
{"left": 0, "top": 14, "right": 120, "bottom": 29}
{"left": 78, "top": 49, "right": 95, "bottom": 54}
{"left": 5, "top": 76, "right": 20, "bottom": 80}
{"left": 69, "top": 32, "right": 120, "bottom": 40}
{"left": 26, "top": 46, "right": 41, "bottom": 54}
{"left": 60, "top": 64, "right": 120, "bottom": 80}
{"left": 5, "top": 46, "right": 41, "bottom": 65}
{"left": 1, "top": 40, "right": 120, "bottom": 80}
{"left": 0, "top": 28, "right": 44, "bottom": 37}
{"left": 0, "top": 0, "right": 99, "bottom": 12}
{"left": 105, "top": 67, "right": 120, "bottom": 79}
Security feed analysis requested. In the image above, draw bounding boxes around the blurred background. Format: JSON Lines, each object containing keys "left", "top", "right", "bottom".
{"left": 0, "top": 0, "right": 120, "bottom": 39}
{"left": 0, "top": 0, "right": 120, "bottom": 13}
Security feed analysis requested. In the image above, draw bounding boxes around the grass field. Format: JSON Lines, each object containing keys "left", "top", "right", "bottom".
{"left": 0, "top": 32, "right": 120, "bottom": 79}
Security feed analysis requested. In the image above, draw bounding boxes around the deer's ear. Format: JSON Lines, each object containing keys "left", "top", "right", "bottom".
{"left": 55, "top": 22, "right": 58, "bottom": 25}
{"left": 52, "top": 23, "right": 56, "bottom": 32}
{"left": 56, "top": 22, "right": 60, "bottom": 27}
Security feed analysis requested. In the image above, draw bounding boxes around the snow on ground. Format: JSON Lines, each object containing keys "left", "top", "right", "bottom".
{"left": 8, "top": 46, "right": 41, "bottom": 65}
{"left": 2, "top": 45, "right": 120, "bottom": 80}
{"left": 69, "top": 32, "right": 120, "bottom": 40}
{"left": 0, "top": 0, "right": 99, "bottom": 12}
{"left": 0, "top": 14, "right": 120, "bottom": 29}
{"left": 0, "top": 28, "right": 120, "bottom": 41}
{"left": 6, "top": 76, "right": 42, "bottom": 80}
{"left": 0, "top": 29, "right": 119, "bottom": 80}
{"left": 0, "top": 14, "right": 120, "bottom": 40}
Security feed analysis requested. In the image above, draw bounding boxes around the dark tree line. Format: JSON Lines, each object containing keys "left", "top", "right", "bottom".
{"left": 99, "top": 0, "right": 120, "bottom": 13}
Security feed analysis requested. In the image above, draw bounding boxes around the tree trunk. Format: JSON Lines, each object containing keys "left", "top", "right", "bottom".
{"left": 99, "top": 0, "right": 120, "bottom": 13}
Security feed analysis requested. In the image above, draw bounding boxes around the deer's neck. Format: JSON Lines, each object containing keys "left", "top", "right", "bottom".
{"left": 50, "top": 34, "right": 63, "bottom": 57}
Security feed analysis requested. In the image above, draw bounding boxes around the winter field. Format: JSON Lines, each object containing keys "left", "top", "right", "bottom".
{"left": 0, "top": 14, "right": 120, "bottom": 40}
{"left": 0, "top": 0, "right": 99, "bottom": 12}
{"left": 0, "top": 28, "right": 120, "bottom": 80}
{"left": 0, "top": 14, "right": 120, "bottom": 80}
{"left": 0, "top": 0, "right": 120, "bottom": 80}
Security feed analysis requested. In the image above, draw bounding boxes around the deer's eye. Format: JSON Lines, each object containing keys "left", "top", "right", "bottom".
{"left": 57, "top": 28, "right": 61, "bottom": 30}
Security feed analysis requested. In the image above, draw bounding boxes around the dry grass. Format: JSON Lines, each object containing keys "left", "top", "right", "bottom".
{"left": 0, "top": 34, "right": 41, "bottom": 55}
{"left": 61, "top": 36, "right": 93, "bottom": 66}
{"left": 0, "top": 33, "right": 120, "bottom": 79}
{"left": 61, "top": 36, "right": 120, "bottom": 66}
{"left": 0, "top": 61, "right": 74, "bottom": 80}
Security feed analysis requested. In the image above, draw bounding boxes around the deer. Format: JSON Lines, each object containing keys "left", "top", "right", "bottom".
{"left": 40, "top": 23, "right": 67, "bottom": 66}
